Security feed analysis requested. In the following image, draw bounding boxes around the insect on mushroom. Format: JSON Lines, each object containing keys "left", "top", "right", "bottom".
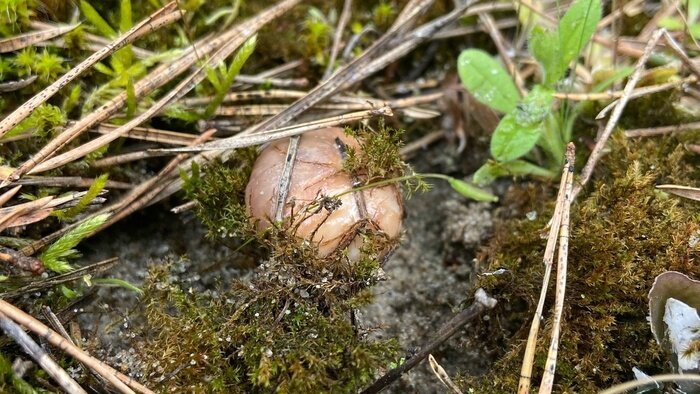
{"left": 245, "top": 127, "right": 404, "bottom": 261}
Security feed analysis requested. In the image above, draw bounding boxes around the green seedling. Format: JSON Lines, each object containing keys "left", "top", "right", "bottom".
{"left": 303, "top": 7, "right": 334, "bottom": 66}
{"left": 659, "top": 0, "right": 700, "bottom": 39}
{"left": 39, "top": 213, "right": 110, "bottom": 273}
{"left": 458, "top": 0, "right": 601, "bottom": 186}
{"left": 53, "top": 174, "right": 109, "bottom": 220}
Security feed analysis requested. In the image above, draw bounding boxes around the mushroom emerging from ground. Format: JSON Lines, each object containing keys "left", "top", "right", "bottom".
{"left": 245, "top": 127, "right": 403, "bottom": 260}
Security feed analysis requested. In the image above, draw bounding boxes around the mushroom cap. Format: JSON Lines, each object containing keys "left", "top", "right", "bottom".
{"left": 245, "top": 127, "right": 403, "bottom": 258}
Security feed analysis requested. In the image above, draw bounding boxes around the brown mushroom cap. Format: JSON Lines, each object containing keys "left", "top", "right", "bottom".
{"left": 245, "top": 127, "right": 403, "bottom": 258}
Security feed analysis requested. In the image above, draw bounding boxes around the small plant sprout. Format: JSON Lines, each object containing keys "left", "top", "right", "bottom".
{"left": 39, "top": 213, "right": 110, "bottom": 273}
{"left": 458, "top": 0, "right": 602, "bottom": 186}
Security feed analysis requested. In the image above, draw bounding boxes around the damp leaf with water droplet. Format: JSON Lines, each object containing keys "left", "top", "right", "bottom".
{"left": 457, "top": 49, "right": 520, "bottom": 113}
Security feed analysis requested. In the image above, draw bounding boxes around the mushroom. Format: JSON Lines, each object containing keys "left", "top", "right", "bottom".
{"left": 245, "top": 127, "right": 403, "bottom": 260}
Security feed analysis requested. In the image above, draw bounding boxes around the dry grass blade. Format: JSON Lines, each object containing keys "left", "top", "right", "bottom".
{"left": 0, "top": 299, "right": 152, "bottom": 394}
{"left": 0, "top": 191, "right": 103, "bottom": 230}
{"left": 179, "top": 89, "right": 307, "bottom": 106}
{"left": 0, "top": 186, "right": 21, "bottom": 207}
{"left": 28, "top": 0, "right": 302, "bottom": 174}
{"left": 0, "top": 196, "right": 53, "bottom": 233}
{"left": 0, "top": 2, "right": 181, "bottom": 139}
{"left": 96, "top": 129, "right": 217, "bottom": 233}
{"left": 0, "top": 23, "right": 80, "bottom": 53}
{"left": 159, "top": 107, "right": 393, "bottom": 153}
{"left": 428, "top": 354, "right": 463, "bottom": 394}
{"left": 0, "top": 75, "right": 38, "bottom": 93}
{"left": 5, "top": 0, "right": 287, "bottom": 184}
{"left": 92, "top": 123, "right": 209, "bottom": 145}
{"left": 555, "top": 75, "right": 696, "bottom": 102}
{"left": 323, "top": 0, "right": 353, "bottom": 80}
{"left": 600, "top": 374, "right": 700, "bottom": 394}
{"left": 1, "top": 257, "right": 117, "bottom": 298}
{"left": 0, "top": 312, "right": 87, "bottom": 393}
{"left": 625, "top": 121, "right": 700, "bottom": 137}
{"left": 688, "top": 144, "right": 700, "bottom": 154}
{"left": 517, "top": 149, "right": 573, "bottom": 393}
{"left": 91, "top": 150, "right": 173, "bottom": 168}
{"left": 572, "top": 29, "right": 666, "bottom": 200}
{"left": 539, "top": 143, "right": 575, "bottom": 394}
{"left": 12, "top": 176, "right": 132, "bottom": 189}
{"left": 656, "top": 184, "right": 700, "bottom": 201}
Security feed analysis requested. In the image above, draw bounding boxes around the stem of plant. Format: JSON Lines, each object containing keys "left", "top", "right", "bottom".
{"left": 331, "top": 173, "right": 498, "bottom": 202}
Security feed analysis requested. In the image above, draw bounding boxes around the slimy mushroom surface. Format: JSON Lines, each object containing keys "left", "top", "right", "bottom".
{"left": 245, "top": 127, "right": 403, "bottom": 259}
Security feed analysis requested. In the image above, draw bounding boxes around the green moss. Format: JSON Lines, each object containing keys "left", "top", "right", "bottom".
{"left": 136, "top": 260, "right": 398, "bottom": 393}
{"left": 460, "top": 132, "right": 700, "bottom": 392}
{"left": 343, "top": 124, "right": 405, "bottom": 184}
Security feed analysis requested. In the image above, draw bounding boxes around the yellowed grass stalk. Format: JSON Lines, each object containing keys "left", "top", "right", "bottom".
{"left": 538, "top": 143, "right": 576, "bottom": 394}
{"left": 0, "top": 299, "right": 154, "bottom": 394}
{"left": 517, "top": 144, "right": 575, "bottom": 394}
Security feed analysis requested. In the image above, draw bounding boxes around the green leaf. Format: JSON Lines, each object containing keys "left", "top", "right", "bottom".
{"left": 558, "top": 0, "right": 601, "bottom": 73}
{"left": 93, "top": 62, "right": 114, "bottom": 76}
{"left": 529, "top": 26, "right": 562, "bottom": 87}
{"left": 94, "top": 278, "right": 144, "bottom": 295}
{"left": 61, "top": 285, "right": 78, "bottom": 299}
{"left": 491, "top": 87, "right": 554, "bottom": 161}
{"left": 447, "top": 177, "right": 498, "bottom": 202}
{"left": 473, "top": 160, "right": 555, "bottom": 185}
{"left": 689, "top": 0, "right": 700, "bottom": 23}
{"left": 119, "top": 0, "right": 132, "bottom": 32}
{"left": 500, "top": 160, "right": 557, "bottom": 178}
{"left": 80, "top": 0, "right": 117, "bottom": 38}
{"left": 457, "top": 49, "right": 520, "bottom": 113}
{"left": 491, "top": 114, "right": 543, "bottom": 162}
{"left": 515, "top": 86, "right": 554, "bottom": 126}
{"left": 126, "top": 76, "right": 136, "bottom": 119}
{"left": 205, "top": 35, "right": 257, "bottom": 118}
{"left": 473, "top": 162, "right": 503, "bottom": 186}
{"left": 591, "top": 66, "right": 634, "bottom": 93}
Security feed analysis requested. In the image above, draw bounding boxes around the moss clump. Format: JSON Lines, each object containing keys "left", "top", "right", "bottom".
{"left": 343, "top": 124, "right": 406, "bottom": 184}
{"left": 461, "top": 131, "right": 700, "bottom": 392}
{"left": 136, "top": 259, "right": 398, "bottom": 393}
{"left": 137, "top": 123, "right": 410, "bottom": 391}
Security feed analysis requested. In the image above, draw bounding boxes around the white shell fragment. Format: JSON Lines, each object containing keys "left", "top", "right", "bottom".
{"left": 245, "top": 127, "right": 403, "bottom": 258}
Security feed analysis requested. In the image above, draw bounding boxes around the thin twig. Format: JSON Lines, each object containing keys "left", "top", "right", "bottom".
{"left": 5, "top": 0, "right": 300, "bottom": 185}
{"left": 624, "top": 121, "right": 700, "bottom": 137}
{"left": 538, "top": 144, "right": 575, "bottom": 394}
{"left": 0, "top": 312, "right": 87, "bottom": 394}
{"left": 555, "top": 75, "right": 696, "bottom": 102}
{"left": 360, "top": 289, "right": 497, "bottom": 394}
{"left": 428, "top": 354, "right": 463, "bottom": 394}
{"left": 0, "top": 2, "right": 181, "bottom": 138}
{"left": 0, "top": 23, "right": 80, "bottom": 53}
{"left": 1, "top": 257, "right": 117, "bottom": 298}
{"left": 0, "top": 299, "right": 152, "bottom": 394}
{"left": 517, "top": 146, "right": 575, "bottom": 394}
{"left": 572, "top": 29, "right": 666, "bottom": 200}
{"left": 599, "top": 373, "right": 700, "bottom": 394}
{"left": 158, "top": 107, "right": 393, "bottom": 153}
{"left": 323, "top": 0, "right": 353, "bottom": 81}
